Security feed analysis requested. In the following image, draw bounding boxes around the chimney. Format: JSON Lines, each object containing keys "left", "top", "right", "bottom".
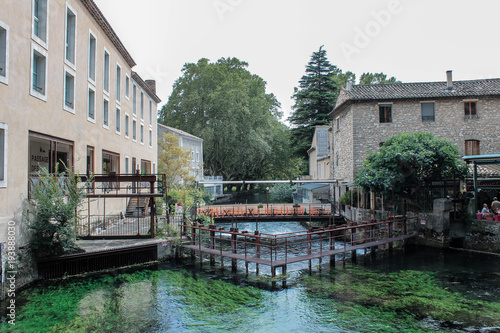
{"left": 346, "top": 81, "right": 352, "bottom": 91}
{"left": 446, "top": 70, "right": 453, "bottom": 91}
{"left": 145, "top": 80, "right": 156, "bottom": 95}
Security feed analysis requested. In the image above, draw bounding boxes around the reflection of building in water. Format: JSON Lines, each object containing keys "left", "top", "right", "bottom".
{"left": 0, "top": 0, "right": 161, "bottom": 245}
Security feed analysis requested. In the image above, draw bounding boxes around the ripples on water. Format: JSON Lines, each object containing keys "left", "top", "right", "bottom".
{"left": 1, "top": 222, "right": 500, "bottom": 333}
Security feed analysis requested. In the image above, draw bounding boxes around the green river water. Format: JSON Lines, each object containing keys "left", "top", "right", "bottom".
{"left": 1, "top": 222, "right": 500, "bottom": 333}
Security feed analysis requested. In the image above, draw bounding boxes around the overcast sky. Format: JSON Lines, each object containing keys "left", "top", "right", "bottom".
{"left": 94, "top": 0, "right": 500, "bottom": 122}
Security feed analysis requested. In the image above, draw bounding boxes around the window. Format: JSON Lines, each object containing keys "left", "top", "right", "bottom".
{"left": 88, "top": 32, "right": 96, "bottom": 82}
{"left": 125, "top": 156, "right": 129, "bottom": 174}
{"left": 132, "top": 84, "right": 136, "bottom": 114}
{"left": 140, "top": 92, "right": 144, "bottom": 119}
{"left": 140, "top": 124, "right": 144, "bottom": 144}
{"left": 421, "top": 102, "right": 435, "bottom": 122}
{"left": 336, "top": 152, "right": 339, "bottom": 167}
{"left": 0, "top": 123, "right": 7, "bottom": 187}
{"left": 31, "top": 45, "right": 47, "bottom": 99}
{"left": 149, "top": 100, "right": 152, "bottom": 124}
{"left": 132, "top": 119, "right": 136, "bottom": 141}
{"left": 102, "top": 150, "right": 119, "bottom": 174}
{"left": 116, "top": 64, "right": 121, "bottom": 102}
{"left": 464, "top": 101, "right": 477, "bottom": 118}
{"left": 0, "top": 20, "right": 9, "bottom": 85}
{"left": 33, "top": 0, "right": 48, "bottom": 44}
{"left": 141, "top": 159, "right": 151, "bottom": 175}
{"left": 64, "top": 70, "right": 75, "bottom": 111}
{"left": 103, "top": 49, "right": 109, "bottom": 93}
{"left": 88, "top": 87, "right": 95, "bottom": 121}
{"left": 335, "top": 117, "right": 340, "bottom": 131}
{"left": 379, "top": 104, "right": 392, "bottom": 123}
{"left": 196, "top": 151, "right": 199, "bottom": 162}
{"left": 125, "top": 75, "right": 130, "bottom": 99}
{"left": 149, "top": 129, "right": 152, "bottom": 147}
{"left": 115, "top": 107, "right": 120, "bottom": 133}
{"left": 29, "top": 133, "right": 73, "bottom": 174}
{"left": 152, "top": 163, "right": 155, "bottom": 174}
{"left": 103, "top": 98, "right": 109, "bottom": 128}
{"left": 124, "top": 114, "right": 129, "bottom": 137}
{"left": 465, "top": 140, "right": 480, "bottom": 156}
{"left": 65, "top": 5, "right": 76, "bottom": 65}
{"left": 86, "top": 146, "right": 94, "bottom": 175}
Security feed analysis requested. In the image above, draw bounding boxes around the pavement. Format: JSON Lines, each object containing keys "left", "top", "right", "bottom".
{"left": 76, "top": 238, "right": 164, "bottom": 253}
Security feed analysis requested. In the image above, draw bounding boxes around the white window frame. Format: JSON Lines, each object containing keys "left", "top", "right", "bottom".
{"left": 125, "top": 74, "right": 130, "bottom": 99}
{"left": 103, "top": 97, "right": 109, "bottom": 129}
{"left": 115, "top": 106, "right": 121, "bottom": 134}
{"left": 64, "top": 3, "right": 77, "bottom": 68}
{"left": 149, "top": 129, "right": 152, "bottom": 147}
{"left": 103, "top": 47, "right": 110, "bottom": 94}
{"left": 125, "top": 156, "right": 129, "bottom": 174}
{"left": 0, "top": 122, "right": 7, "bottom": 187}
{"left": 140, "top": 91, "right": 144, "bottom": 119}
{"left": 0, "top": 19, "right": 10, "bottom": 85}
{"left": 116, "top": 63, "right": 121, "bottom": 104}
{"left": 87, "top": 84, "right": 96, "bottom": 123}
{"left": 88, "top": 30, "right": 96, "bottom": 84}
{"left": 140, "top": 124, "right": 144, "bottom": 144}
{"left": 32, "top": 0, "right": 49, "bottom": 48}
{"left": 124, "top": 113, "right": 129, "bottom": 138}
{"left": 30, "top": 43, "right": 48, "bottom": 101}
{"left": 149, "top": 100, "right": 152, "bottom": 124}
{"left": 132, "top": 84, "right": 136, "bottom": 115}
{"left": 63, "top": 67, "right": 76, "bottom": 113}
{"left": 132, "top": 119, "right": 137, "bottom": 142}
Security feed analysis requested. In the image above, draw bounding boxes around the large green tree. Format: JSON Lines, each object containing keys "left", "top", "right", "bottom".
{"left": 159, "top": 57, "right": 299, "bottom": 181}
{"left": 355, "top": 132, "right": 468, "bottom": 199}
{"left": 288, "top": 46, "right": 340, "bottom": 164}
{"left": 359, "top": 72, "right": 401, "bottom": 85}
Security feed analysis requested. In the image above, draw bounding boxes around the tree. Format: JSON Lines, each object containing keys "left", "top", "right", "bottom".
{"left": 288, "top": 46, "right": 339, "bottom": 164}
{"left": 355, "top": 132, "right": 468, "bottom": 199}
{"left": 359, "top": 72, "right": 401, "bottom": 85}
{"left": 158, "top": 132, "right": 195, "bottom": 186}
{"left": 159, "top": 57, "right": 298, "bottom": 181}
{"left": 26, "top": 166, "right": 89, "bottom": 258}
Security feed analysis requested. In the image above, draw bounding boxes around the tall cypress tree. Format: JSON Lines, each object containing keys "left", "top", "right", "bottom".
{"left": 288, "top": 46, "right": 339, "bottom": 165}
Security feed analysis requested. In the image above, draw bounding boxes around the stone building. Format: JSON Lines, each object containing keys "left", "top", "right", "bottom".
{"left": 328, "top": 71, "right": 500, "bottom": 205}
{"left": 0, "top": 0, "right": 160, "bottom": 244}
{"left": 157, "top": 123, "right": 204, "bottom": 183}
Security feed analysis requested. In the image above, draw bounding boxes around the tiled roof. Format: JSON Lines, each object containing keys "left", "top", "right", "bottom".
{"left": 158, "top": 123, "right": 203, "bottom": 142}
{"left": 80, "top": 0, "right": 136, "bottom": 68}
{"left": 331, "top": 78, "right": 500, "bottom": 114}
{"left": 132, "top": 72, "right": 161, "bottom": 103}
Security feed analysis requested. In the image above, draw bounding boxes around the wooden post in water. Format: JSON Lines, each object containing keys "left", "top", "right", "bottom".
{"left": 210, "top": 225, "right": 216, "bottom": 266}
{"left": 370, "top": 221, "right": 376, "bottom": 259}
{"left": 255, "top": 230, "right": 260, "bottom": 275}
{"left": 231, "top": 228, "right": 238, "bottom": 272}
{"left": 388, "top": 220, "right": 394, "bottom": 253}
{"left": 307, "top": 228, "right": 312, "bottom": 273}
{"left": 329, "top": 225, "right": 335, "bottom": 267}
{"left": 351, "top": 224, "right": 357, "bottom": 263}
{"left": 191, "top": 223, "right": 197, "bottom": 261}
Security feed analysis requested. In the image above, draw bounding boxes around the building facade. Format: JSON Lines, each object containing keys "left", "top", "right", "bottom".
{"left": 328, "top": 72, "right": 500, "bottom": 203}
{"left": 157, "top": 124, "right": 204, "bottom": 183}
{"left": 0, "top": 0, "right": 160, "bottom": 244}
{"left": 307, "top": 125, "right": 332, "bottom": 180}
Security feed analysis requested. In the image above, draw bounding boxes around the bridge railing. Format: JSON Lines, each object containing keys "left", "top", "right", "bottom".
{"left": 197, "top": 204, "right": 332, "bottom": 218}
{"left": 181, "top": 216, "right": 417, "bottom": 269}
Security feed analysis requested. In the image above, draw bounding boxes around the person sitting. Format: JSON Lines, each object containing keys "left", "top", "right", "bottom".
{"left": 481, "top": 203, "right": 491, "bottom": 218}
{"left": 491, "top": 197, "right": 500, "bottom": 215}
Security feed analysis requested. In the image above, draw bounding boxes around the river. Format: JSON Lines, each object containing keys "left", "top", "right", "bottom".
{"left": 1, "top": 221, "right": 500, "bottom": 332}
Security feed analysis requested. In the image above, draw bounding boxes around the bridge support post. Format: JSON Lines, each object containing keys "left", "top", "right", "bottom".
{"left": 231, "top": 228, "right": 238, "bottom": 272}
{"left": 388, "top": 220, "right": 394, "bottom": 254}
{"left": 329, "top": 226, "right": 335, "bottom": 268}
{"left": 210, "top": 225, "right": 216, "bottom": 266}
{"left": 255, "top": 230, "right": 260, "bottom": 275}
{"left": 351, "top": 225, "right": 357, "bottom": 263}
{"left": 370, "top": 222, "right": 376, "bottom": 259}
{"left": 191, "top": 223, "right": 197, "bottom": 261}
{"left": 307, "top": 228, "right": 312, "bottom": 273}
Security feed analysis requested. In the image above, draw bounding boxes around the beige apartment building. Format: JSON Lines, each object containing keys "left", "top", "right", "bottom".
{"left": 328, "top": 71, "right": 500, "bottom": 203}
{"left": 307, "top": 125, "right": 332, "bottom": 180}
{"left": 0, "top": 0, "right": 160, "bottom": 243}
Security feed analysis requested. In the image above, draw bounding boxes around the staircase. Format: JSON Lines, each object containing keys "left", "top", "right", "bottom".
{"left": 126, "top": 197, "right": 150, "bottom": 217}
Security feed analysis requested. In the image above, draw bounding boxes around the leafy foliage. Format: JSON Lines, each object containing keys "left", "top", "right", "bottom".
{"left": 359, "top": 72, "right": 401, "bottom": 85}
{"left": 269, "top": 183, "right": 296, "bottom": 203}
{"left": 158, "top": 132, "right": 195, "bottom": 187}
{"left": 159, "top": 57, "right": 299, "bottom": 181}
{"left": 355, "top": 132, "right": 468, "bottom": 198}
{"left": 25, "top": 166, "right": 89, "bottom": 258}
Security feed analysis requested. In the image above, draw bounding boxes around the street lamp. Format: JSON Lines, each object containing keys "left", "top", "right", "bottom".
{"left": 266, "top": 186, "right": 269, "bottom": 211}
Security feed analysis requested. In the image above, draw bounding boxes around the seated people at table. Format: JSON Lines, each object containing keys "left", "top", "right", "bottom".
{"left": 481, "top": 203, "right": 491, "bottom": 217}
{"left": 491, "top": 197, "right": 500, "bottom": 214}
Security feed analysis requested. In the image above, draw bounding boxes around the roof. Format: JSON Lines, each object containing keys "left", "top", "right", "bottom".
{"left": 330, "top": 78, "right": 500, "bottom": 116}
{"left": 132, "top": 72, "right": 161, "bottom": 103}
{"left": 297, "top": 183, "right": 329, "bottom": 190}
{"left": 463, "top": 154, "right": 500, "bottom": 176}
{"left": 158, "top": 123, "right": 203, "bottom": 142}
{"left": 80, "top": 0, "right": 136, "bottom": 68}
